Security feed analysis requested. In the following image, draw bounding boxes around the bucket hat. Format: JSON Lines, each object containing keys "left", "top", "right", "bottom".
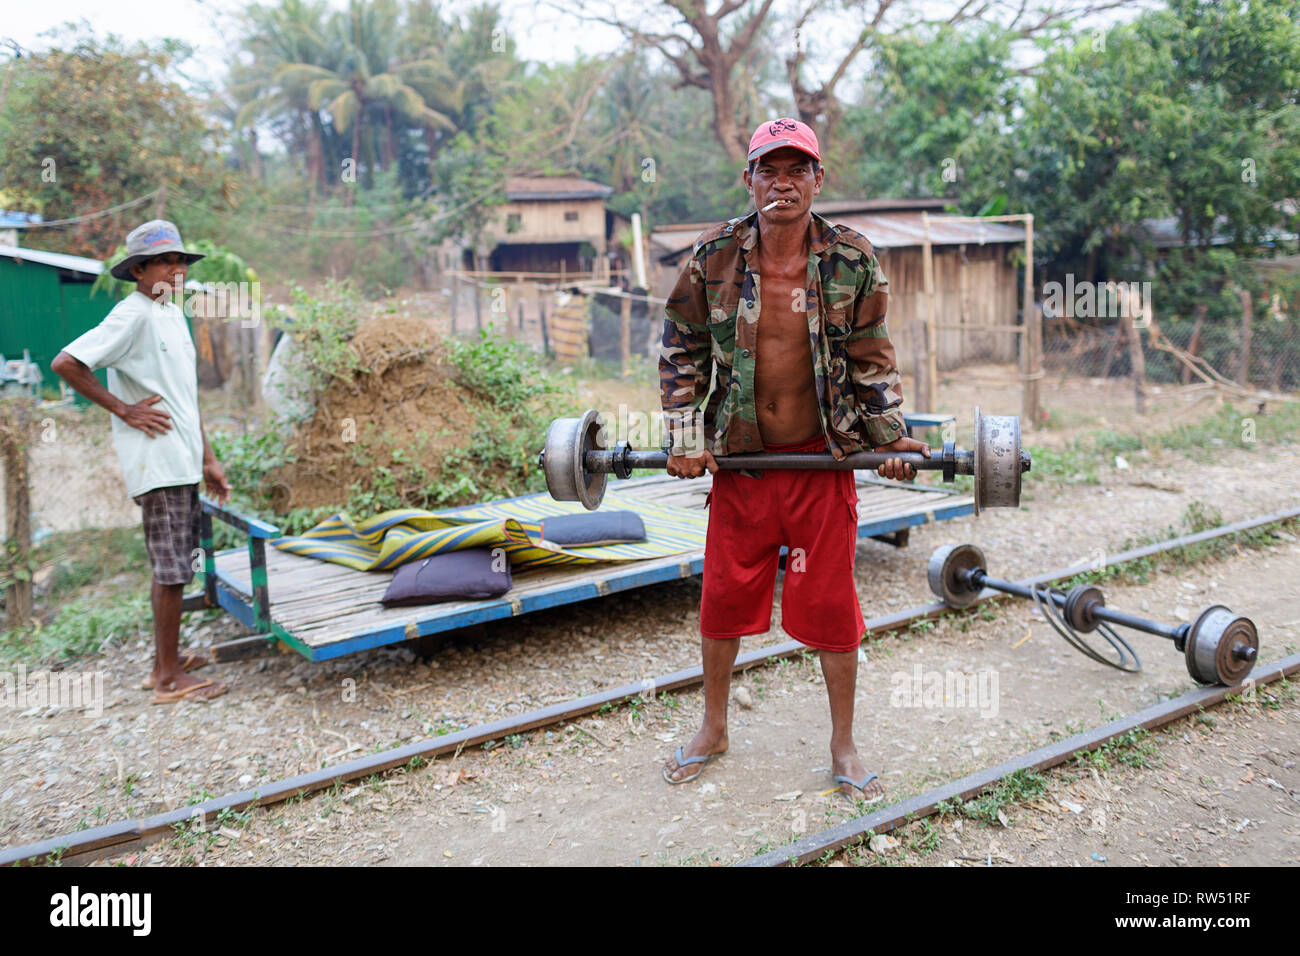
{"left": 109, "top": 219, "right": 205, "bottom": 280}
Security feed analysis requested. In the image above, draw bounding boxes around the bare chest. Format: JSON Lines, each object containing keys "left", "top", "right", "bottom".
{"left": 755, "top": 259, "right": 812, "bottom": 347}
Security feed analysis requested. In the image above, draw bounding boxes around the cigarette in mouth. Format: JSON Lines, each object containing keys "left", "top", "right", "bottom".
{"left": 762, "top": 199, "right": 784, "bottom": 212}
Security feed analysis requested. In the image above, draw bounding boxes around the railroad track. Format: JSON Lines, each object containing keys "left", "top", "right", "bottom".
{"left": 743, "top": 651, "right": 1300, "bottom": 867}
{"left": 3, "top": 505, "right": 1298, "bottom": 867}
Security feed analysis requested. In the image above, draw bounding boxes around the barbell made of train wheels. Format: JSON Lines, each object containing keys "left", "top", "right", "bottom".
{"left": 538, "top": 408, "right": 1030, "bottom": 512}
{"left": 541, "top": 408, "right": 608, "bottom": 511}
{"left": 926, "top": 544, "right": 1260, "bottom": 687}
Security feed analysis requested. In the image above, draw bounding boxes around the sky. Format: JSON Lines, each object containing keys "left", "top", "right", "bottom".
{"left": 4, "top": 0, "right": 1148, "bottom": 90}
{"left": 3, "top": 0, "right": 629, "bottom": 86}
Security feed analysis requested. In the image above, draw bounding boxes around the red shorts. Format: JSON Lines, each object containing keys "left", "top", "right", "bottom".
{"left": 699, "top": 433, "right": 865, "bottom": 652}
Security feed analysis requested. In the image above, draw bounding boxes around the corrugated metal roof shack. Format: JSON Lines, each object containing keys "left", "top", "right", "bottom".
{"left": 0, "top": 245, "right": 113, "bottom": 393}
{"left": 0, "top": 245, "right": 244, "bottom": 400}
{"left": 649, "top": 198, "right": 1028, "bottom": 370}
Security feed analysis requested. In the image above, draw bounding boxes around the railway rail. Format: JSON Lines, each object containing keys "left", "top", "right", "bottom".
{"left": 744, "top": 651, "right": 1300, "bottom": 867}
{"left": 3, "top": 504, "right": 1297, "bottom": 867}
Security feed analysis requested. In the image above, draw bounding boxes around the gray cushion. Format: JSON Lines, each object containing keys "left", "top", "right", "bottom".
{"left": 380, "top": 548, "right": 511, "bottom": 606}
{"left": 540, "top": 511, "right": 647, "bottom": 546}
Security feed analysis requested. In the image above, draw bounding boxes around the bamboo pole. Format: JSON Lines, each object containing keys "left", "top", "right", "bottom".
{"left": 920, "top": 213, "right": 939, "bottom": 413}
{"left": 1023, "top": 215, "right": 1039, "bottom": 430}
{"left": 473, "top": 256, "right": 483, "bottom": 331}
{"left": 1126, "top": 285, "right": 1148, "bottom": 415}
{"left": 2, "top": 400, "right": 33, "bottom": 630}
{"left": 450, "top": 273, "right": 458, "bottom": 333}
{"left": 630, "top": 212, "right": 648, "bottom": 290}
{"left": 1238, "top": 286, "right": 1254, "bottom": 387}
{"left": 620, "top": 292, "right": 631, "bottom": 375}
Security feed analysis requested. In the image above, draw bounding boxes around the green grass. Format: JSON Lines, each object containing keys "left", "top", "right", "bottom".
{"left": 0, "top": 592, "right": 150, "bottom": 665}
{"left": 1145, "top": 401, "right": 1300, "bottom": 453}
{"left": 936, "top": 769, "right": 1049, "bottom": 826}
{"left": 1022, "top": 399, "right": 1300, "bottom": 491}
{"left": 1024, "top": 441, "right": 1101, "bottom": 485}
{"left": 1074, "top": 726, "right": 1160, "bottom": 771}
{"left": 1092, "top": 429, "right": 1144, "bottom": 454}
{"left": 1059, "top": 504, "right": 1298, "bottom": 590}
{"left": 30, "top": 526, "right": 149, "bottom": 598}
{"left": 907, "top": 818, "right": 942, "bottom": 856}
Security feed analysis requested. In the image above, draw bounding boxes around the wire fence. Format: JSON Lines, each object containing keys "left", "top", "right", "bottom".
{"left": 422, "top": 267, "right": 1300, "bottom": 425}
{"left": 905, "top": 276, "right": 1300, "bottom": 427}
{"left": 1042, "top": 310, "right": 1300, "bottom": 394}
{"left": 433, "top": 272, "right": 663, "bottom": 367}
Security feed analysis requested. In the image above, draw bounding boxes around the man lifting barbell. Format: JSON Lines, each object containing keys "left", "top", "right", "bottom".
{"left": 655, "top": 118, "right": 928, "bottom": 800}
{"left": 540, "top": 124, "right": 1029, "bottom": 795}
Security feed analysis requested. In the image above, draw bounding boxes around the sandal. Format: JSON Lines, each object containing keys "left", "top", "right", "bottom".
{"left": 834, "top": 772, "right": 886, "bottom": 805}
{"left": 151, "top": 677, "right": 228, "bottom": 705}
{"left": 141, "top": 651, "right": 210, "bottom": 690}
{"left": 663, "top": 746, "right": 723, "bottom": 785}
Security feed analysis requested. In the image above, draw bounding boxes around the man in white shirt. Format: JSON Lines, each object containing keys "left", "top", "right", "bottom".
{"left": 52, "top": 220, "right": 232, "bottom": 703}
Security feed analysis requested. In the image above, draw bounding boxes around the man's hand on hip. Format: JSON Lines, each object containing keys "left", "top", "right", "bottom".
{"left": 873, "top": 435, "right": 930, "bottom": 480}
{"left": 667, "top": 450, "right": 718, "bottom": 478}
{"left": 120, "top": 395, "right": 172, "bottom": 437}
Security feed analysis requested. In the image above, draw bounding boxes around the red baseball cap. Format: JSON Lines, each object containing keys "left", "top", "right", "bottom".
{"left": 747, "top": 117, "right": 821, "bottom": 164}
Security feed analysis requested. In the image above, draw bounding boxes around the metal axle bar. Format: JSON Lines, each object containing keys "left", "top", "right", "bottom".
{"left": 966, "top": 569, "right": 1188, "bottom": 642}
{"left": 585, "top": 443, "right": 976, "bottom": 479}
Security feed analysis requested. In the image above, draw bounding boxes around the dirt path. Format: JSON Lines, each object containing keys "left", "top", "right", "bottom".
{"left": 834, "top": 684, "right": 1300, "bottom": 867}
{"left": 61, "top": 507, "right": 1300, "bottom": 867}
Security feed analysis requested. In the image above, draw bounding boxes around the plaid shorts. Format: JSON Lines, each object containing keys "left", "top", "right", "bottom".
{"left": 133, "top": 483, "right": 201, "bottom": 586}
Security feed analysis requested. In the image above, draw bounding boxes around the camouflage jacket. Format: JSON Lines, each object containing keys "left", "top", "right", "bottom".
{"left": 659, "top": 209, "right": 907, "bottom": 459}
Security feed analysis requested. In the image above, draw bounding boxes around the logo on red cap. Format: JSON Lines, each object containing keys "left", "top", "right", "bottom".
{"left": 747, "top": 117, "right": 821, "bottom": 163}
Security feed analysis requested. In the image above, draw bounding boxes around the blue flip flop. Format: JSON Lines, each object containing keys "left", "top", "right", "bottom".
{"left": 664, "top": 746, "right": 720, "bottom": 785}
{"left": 834, "top": 772, "right": 885, "bottom": 804}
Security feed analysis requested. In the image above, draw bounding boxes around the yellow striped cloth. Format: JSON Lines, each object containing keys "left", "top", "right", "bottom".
{"left": 271, "top": 489, "right": 708, "bottom": 572}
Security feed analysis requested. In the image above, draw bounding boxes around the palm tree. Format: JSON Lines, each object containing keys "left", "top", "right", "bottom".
{"left": 229, "top": 0, "right": 334, "bottom": 193}
{"left": 275, "top": 0, "right": 455, "bottom": 192}
{"left": 599, "top": 50, "right": 670, "bottom": 196}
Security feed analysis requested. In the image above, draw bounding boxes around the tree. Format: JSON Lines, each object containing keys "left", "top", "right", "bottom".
{"left": 1018, "top": 0, "right": 1300, "bottom": 273}
{"left": 274, "top": 0, "right": 455, "bottom": 191}
{"left": 0, "top": 28, "right": 233, "bottom": 257}
{"left": 1017, "top": 0, "right": 1300, "bottom": 387}
{"left": 230, "top": 0, "right": 335, "bottom": 192}
{"left": 429, "top": 130, "right": 506, "bottom": 267}
{"left": 555, "top": 0, "right": 1137, "bottom": 164}
{"left": 841, "top": 22, "right": 1020, "bottom": 206}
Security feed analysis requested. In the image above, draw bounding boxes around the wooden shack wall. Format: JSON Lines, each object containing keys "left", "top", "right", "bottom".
{"left": 653, "top": 242, "right": 1019, "bottom": 370}
{"left": 490, "top": 198, "right": 607, "bottom": 252}
{"left": 877, "top": 244, "right": 1019, "bottom": 369}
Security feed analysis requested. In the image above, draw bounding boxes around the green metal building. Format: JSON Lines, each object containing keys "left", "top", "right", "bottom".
{"left": 0, "top": 244, "right": 116, "bottom": 392}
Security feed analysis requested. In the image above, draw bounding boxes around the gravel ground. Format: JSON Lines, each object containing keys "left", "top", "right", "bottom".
{"left": 832, "top": 681, "right": 1300, "bottom": 868}
{"left": 64, "top": 523, "right": 1300, "bottom": 868}
{"left": 2, "top": 378, "right": 1297, "bottom": 864}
